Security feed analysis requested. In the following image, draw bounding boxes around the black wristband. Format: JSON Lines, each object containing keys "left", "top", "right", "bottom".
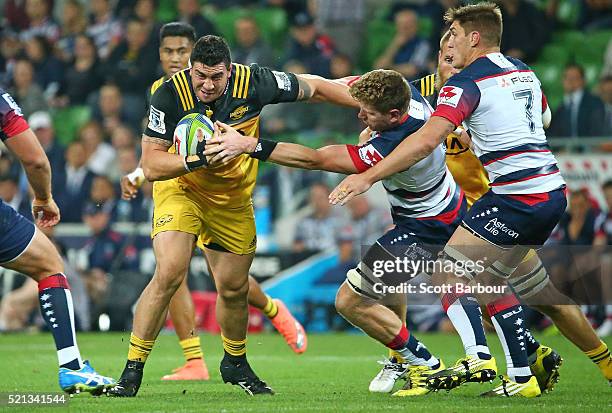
{"left": 250, "top": 138, "right": 278, "bottom": 161}
{"left": 184, "top": 153, "right": 208, "bottom": 172}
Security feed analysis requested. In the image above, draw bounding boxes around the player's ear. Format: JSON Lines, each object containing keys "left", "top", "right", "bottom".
{"left": 388, "top": 108, "right": 401, "bottom": 123}
{"left": 470, "top": 31, "right": 480, "bottom": 47}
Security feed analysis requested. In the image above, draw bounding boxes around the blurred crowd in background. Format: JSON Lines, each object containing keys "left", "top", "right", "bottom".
{"left": 0, "top": 0, "right": 611, "bottom": 335}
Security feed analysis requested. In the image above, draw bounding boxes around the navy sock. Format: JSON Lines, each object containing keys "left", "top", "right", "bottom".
{"left": 38, "top": 274, "right": 83, "bottom": 370}
{"left": 487, "top": 295, "right": 531, "bottom": 383}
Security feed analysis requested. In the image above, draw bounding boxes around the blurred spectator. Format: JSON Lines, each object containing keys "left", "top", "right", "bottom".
{"left": 104, "top": 19, "right": 158, "bottom": 114}
{"left": 87, "top": 0, "right": 123, "bottom": 59}
{"left": 20, "top": 0, "right": 60, "bottom": 43}
{"left": 57, "top": 0, "right": 88, "bottom": 61}
{"left": 0, "top": 226, "right": 91, "bottom": 332}
{"left": 9, "top": 57, "right": 48, "bottom": 117}
{"left": 293, "top": 182, "right": 345, "bottom": 252}
{"left": 267, "top": 0, "right": 309, "bottom": 21}
{"left": 232, "top": 16, "right": 276, "bottom": 68}
{"left": 339, "top": 195, "right": 392, "bottom": 263}
{"left": 24, "top": 35, "right": 63, "bottom": 96}
{"left": 0, "top": 175, "right": 31, "bottom": 220}
{"left": 78, "top": 121, "right": 116, "bottom": 177}
{"left": 4, "top": 0, "right": 30, "bottom": 31}
{"left": 374, "top": 8, "right": 430, "bottom": 79}
{"left": 308, "top": 0, "right": 365, "bottom": 63}
{"left": 499, "top": 0, "right": 548, "bottom": 63}
{"left": 93, "top": 83, "right": 141, "bottom": 136}
{"left": 177, "top": 0, "right": 219, "bottom": 38}
{"left": 556, "top": 189, "right": 603, "bottom": 246}
{"left": 133, "top": 0, "right": 163, "bottom": 51}
{"left": 60, "top": 34, "right": 105, "bottom": 106}
{"left": 261, "top": 60, "right": 320, "bottom": 134}
{"left": 28, "top": 111, "right": 65, "bottom": 171}
{"left": 600, "top": 75, "right": 612, "bottom": 136}
{"left": 284, "top": 12, "right": 334, "bottom": 77}
{"left": 549, "top": 64, "right": 606, "bottom": 138}
{"left": 578, "top": 0, "right": 612, "bottom": 31}
{"left": 0, "top": 30, "right": 23, "bottom": 83}
{"left": 90, "top": 175, "right": 118, "bottom": 210}
{"left": 316, "top": 54, "right": 361, "bottom": 135}
{"left": 54, "top": 140, "right": 96, "bottom": 222}
{"left": 110, "top": 124, "right": 137, "bottom": 151}
{"left": 80, "top": 200, "right": 139, "bottom": 314}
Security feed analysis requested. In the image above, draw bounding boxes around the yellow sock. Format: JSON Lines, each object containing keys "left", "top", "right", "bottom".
{"left": 389, "top": 349, "right": 405, "bottom": 363}
{"left": 222, "top": 334, "right": 247, "bottom": 357}
{"left": 127, "top": 333, "right": 155, "bottom": 363}
{"left": 262, "top": 295, "right": 278, "bottom": 319}
{"left": 585, "top": 341, "right": 612, "bottom": 380}
{"left": 180, "top": 336, "right": 203, "bottom": 361}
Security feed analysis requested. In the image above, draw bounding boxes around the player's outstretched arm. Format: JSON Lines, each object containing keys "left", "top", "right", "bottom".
{"left": 4, "top": 128, "right": 59, "bottom": 227}
{"left": 206, "top": 121, "right": 358, "bottom": 174}
{"left": 295, "top": 74, "right": 360, "bottom": 108}
{"left": 329, "top": 116, "right": 454, "bottom": 205}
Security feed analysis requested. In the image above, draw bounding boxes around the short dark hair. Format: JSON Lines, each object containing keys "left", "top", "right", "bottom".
{"left": 159, "top": 22, "right": 196, "bottom": 44}
{"left": 565, "top": 63, "right": 585, "bottom": 80}
{"left": 191, "top": 35, "right": 231, "bottom": 69}
{"left": 444, "top": 2, "right": 503, "bottom": 47}
{"left": 603, "top": 180, "right": 612, "bottom": 191}
{"left": 349, "top": 69, "right": 411, "bottom": 114}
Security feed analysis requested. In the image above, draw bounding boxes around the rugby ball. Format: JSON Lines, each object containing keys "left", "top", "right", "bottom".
{"left": 173, "top": 113, "right": 214, "bottom": 155}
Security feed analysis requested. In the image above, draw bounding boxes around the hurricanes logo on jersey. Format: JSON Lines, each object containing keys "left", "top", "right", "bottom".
{"left": 155, "top": 214, "right": 174, "bottom": 228}
{"left": 230, "top": 105, "right": 249, "bottom": 121}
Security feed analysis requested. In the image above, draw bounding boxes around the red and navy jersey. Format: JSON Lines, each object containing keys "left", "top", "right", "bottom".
{"left": 0, "top": 89, "right": 29, "bottom": 141}
{"left": 346, "top": 83, "right": 460, "bottom": 221}
{"left": 432, "top": 53, "right": 565, "bottom": 195}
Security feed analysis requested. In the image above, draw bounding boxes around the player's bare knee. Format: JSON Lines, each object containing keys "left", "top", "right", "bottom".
{"left": 335, "top": 283, "right": 360, "bottom": 317}
{"left": 153, "top": 260, "right": 188, "bottom": 291}
{"left": 217, "top": 279, "right": 249, "bottom": 303}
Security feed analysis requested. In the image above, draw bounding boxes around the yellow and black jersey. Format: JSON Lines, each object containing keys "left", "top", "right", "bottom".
{"left": 412, "top": 73, "right": 489, "bottom": 207}
{"left": 144, "top": 64, "right": 299, "bottom": 207}
{"left": 150, "top": 76, "right": 166, "bottom": 97}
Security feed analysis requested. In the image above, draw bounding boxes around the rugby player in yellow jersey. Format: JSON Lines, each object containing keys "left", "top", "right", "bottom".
{"left": 109, "top": 34, "right": 358, "bottom": 397}
{"left": 120, "top": 23, "right": 308, "bottom": 383}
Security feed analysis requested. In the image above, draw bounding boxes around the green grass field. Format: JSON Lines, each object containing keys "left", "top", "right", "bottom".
{"left": 0, "top": 331, "right": 610, "bottom": 412}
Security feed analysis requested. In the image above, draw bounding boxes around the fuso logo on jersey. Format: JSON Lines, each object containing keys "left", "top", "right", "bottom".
{"left": 148, "top": 106, "right": 166, "bottom": 134}
{"left": 437, "top": 86, "right": 463, "bottom": 108}
{"left": 358, "top": 144, "right": 383, "bottom": 166}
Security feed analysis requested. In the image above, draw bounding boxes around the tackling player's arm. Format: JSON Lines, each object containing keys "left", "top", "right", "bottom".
{"left": 0, "top": 93, "right": 59, "bottom": 226}
{"left": 294, "top": 74, "right": 360, "bottom": 107}
{"left": 207, "top": 121, "right": 358, "bottom": 173}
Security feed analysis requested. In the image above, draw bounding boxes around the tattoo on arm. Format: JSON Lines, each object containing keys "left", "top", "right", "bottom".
{"left": 143, "top": 136, "right": 172, "bottom": 147}
{"left": 297, "top": 77, "right": 314, "bottom": 101}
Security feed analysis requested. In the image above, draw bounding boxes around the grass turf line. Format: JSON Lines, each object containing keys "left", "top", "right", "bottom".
{"left": 0, "top": 332, "right": 609, "bottom": 412}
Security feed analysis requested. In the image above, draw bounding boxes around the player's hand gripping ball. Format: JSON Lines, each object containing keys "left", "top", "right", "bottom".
{"left": 173, "top": 113, "right": 215, "bottom": 156}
